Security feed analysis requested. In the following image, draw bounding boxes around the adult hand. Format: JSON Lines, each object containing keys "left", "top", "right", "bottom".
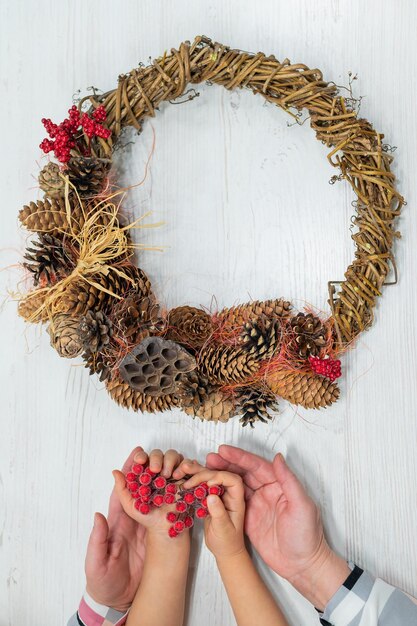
{"left": 206, "top": 445, "right": 350, "bottom": 610}
{"left": 85, "top": 446, "right": 147, "bottom": 613}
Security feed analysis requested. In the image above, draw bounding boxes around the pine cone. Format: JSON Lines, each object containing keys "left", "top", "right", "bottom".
{"left": 235, "top": 385, "right": 278, "bottom": 428}
{"left": 47, "top": 314, "right": 83, "bottom": 358}
{"left": 241, "top": 317, "right": 281, "bottom": 361}
{"left": 18, "top": 289, "right": 50, "bottom": 323}
{"left": 106, "top": 374, "right": 179, "bottom": 413}
{"left": 165, "top": 306, "right": 213, "bottom": 349}
{"left": 176, "top": 370, "right": 213, "bottom": 410}
{"left": 290, "top": 313, "right": 326, "bottom": 358}
{"left": 198, "top": 342, "right": 257, "bottom": 385}
{"left": 266, "top": 368, "right": 340, "bottom": 409}
{"left": 18, "top": 197, "right": 112, "bottom": 236}
{"left": 23, "top": 233, "right": 75, "bottom": 287}
{"left": 111, "top": 293, "right": 161, "bottom": 345}
{"left": 216, "top": 298, "right": 292, "bottom": 332}
{"left": 119, "top": 336, "right": 196, "bottom": 396}
{"left": 184, "top": 390, "right": 236, "bottom": 423}
{"left": 38, "top": 162, "right": 66, "bottom": 198}
{"left": 65, "top": 157, "right": 110, "bottom": 197}
{"left": 78, "top": 310, "right": 113, "bottom": 353}
{"left": 60, "top": 266, "right": 151, "bottom": 316}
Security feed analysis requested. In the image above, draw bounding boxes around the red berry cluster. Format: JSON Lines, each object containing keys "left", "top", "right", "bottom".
{"left": 309, "top": 356, "right": 342, "bottom": 381}
{"left": 40, "top": 105, "right": 111, "bottom": 163}
{"left": 125, "top": 462, "right": 224, "bottom": 538}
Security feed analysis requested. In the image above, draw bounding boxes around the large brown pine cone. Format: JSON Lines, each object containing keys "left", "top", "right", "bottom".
{"left": 235, "top": 385, "right": 278, "bottom": 428}
{"left": 176, "top": 370, "right": 214, "bottom": 410}
{"left": 59, "top": 266, "right": 151, "bottom": 316}
{"left": 266, "top": 368, "right": 339, "bottom": 409}
{"left": 241, "top": 316, "right": 281, "bottom": 361}
{"left": 215, "top": 299, "right": 292, "bottom": 332}
{"left": 18, "top": 197, "right": 113, "bottom": 236}
{"left": 183, "top": 390, "right": 236, "bottom": 423}
{"left": 106, "top": 374, "right": 179, "bottom": 413}
{"left": 198, "top": 342, "right": 258, "bottom": 385}
{"left": 111, "top": 293, "right": 161, "bottom": 345}
{"left": 18, "top": 289, "right": 50, "bottom": 323}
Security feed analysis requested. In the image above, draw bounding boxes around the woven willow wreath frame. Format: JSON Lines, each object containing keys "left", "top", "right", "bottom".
{"left": 17, "top": 36, "right": 404, "bottom": 426}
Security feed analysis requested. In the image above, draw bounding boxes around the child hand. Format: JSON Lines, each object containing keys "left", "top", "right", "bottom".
{"left": 179, "top": 462, "right": 246, "bottom": 560}
{"left": 113, "top": 448, "right": 185, "bottom": 539}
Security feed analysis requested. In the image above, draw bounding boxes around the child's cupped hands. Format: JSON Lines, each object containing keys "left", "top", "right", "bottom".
{"left": 113, "top": 448, "right": 184, "bottom": 537}
{"left": 173, "top": 459, "right": 246, "bottom": 560}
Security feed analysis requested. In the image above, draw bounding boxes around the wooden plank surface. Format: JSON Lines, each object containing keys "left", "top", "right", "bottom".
{"left": 1, "top": 1, "right": 416, "bottom": 624}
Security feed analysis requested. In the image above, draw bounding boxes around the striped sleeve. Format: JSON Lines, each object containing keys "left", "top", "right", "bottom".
{"left": 318, "top": 565, "right": 417, "bottom": 626}
{"left": 67, "top": 591, "right": 129, "bottom": 626}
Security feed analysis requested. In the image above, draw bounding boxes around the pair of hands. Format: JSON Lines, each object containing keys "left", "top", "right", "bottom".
{"left": 85, "top": 445, "right": 347, "bottom": 613}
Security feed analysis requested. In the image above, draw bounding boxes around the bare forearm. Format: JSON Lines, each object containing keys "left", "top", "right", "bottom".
{"left": 126, "top": 533, "right": 190, "bottom": 626}
{"left": 216, "top": 550, "right": 288, "bottom": 626}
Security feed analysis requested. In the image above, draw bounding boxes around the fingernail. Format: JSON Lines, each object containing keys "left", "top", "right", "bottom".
{"left": 277, "top": 453, "right": 285, "bottom": 463}
{"left": 93, "top": 512, "right": 98, "bottom": 526}
{"left": 207, "top": 495, "right": 217, "bottom": 506}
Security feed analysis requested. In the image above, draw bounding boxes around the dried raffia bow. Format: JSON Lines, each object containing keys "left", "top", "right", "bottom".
{"left": 17, "top": 36, "right": 405, "bottom": 426}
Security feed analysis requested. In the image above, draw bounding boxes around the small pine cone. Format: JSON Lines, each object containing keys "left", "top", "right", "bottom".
{"left": 165, "top": 306, "right": 213, "bottom": 349}
{"left": 235, "top": 385, "right": 278, "bottom": 428}
{"left": 184, "top": 390, "right": 236, "bottom": 423}
{"left": 198, "top": 342, "right": 258, "bottom": 385}
{"left": 65, "top": 157, "right": 110, "bottom": 197}
{"left": 111, "top": 293, "right": 161, "bottom": 345}
{"left": 47, "top": 314, "right": 83, "bottom": 358}
{"left": 38, "top": 162, "right": 66, "bottom": 198}
{"left": 18, "top": 197, "right": 113, "bottom": 236}
{"left": 23, "top": 233, "right": 75, "bottom": 287}
{"left": 83, "top": 350, "right": 114, "bottom": 382}
{"left": 119, "top": 336, "right": 196, "bottom": 397}
{"left": 216, "top": 299, "right": 292, "bottom": 332}
{"left": 106, "top": 374, "right": 179, "bottom": 413}
{"left": 241, "top": 317, "right": 281, "bottom": 361}
{"left": 266, "top": 368, "right": 340, "bottom": 409}
{"left": 176, "top": 370, "right": 213, "bottom": 410}
{"left": 290, "top": 312, "right": 327, "bottom": 358}
{"left": 18, "top": 289, "right": 50, "bottom": 323}
{"left": 59, "top": 266, "right": 151, "bottom": 316}
{"left": 78, "top": 310, "right": 113, "bottom": 353}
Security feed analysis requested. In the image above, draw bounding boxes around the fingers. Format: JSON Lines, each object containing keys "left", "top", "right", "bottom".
{"left": 183, "top": 469, "right": 245, "bottom": 512}
{"left": 161, "top": 449, "right": 184, "bottom": 478}
{"left": 112, "top": 469, "right": 140, "bottom": 521}
{"left": 273, "top": 453, "right": 308, "bottom": 504}
{"left": 121, "top": 446, "right": 144, "bottom": 474}
{"left": 172, "top": 458, "right": 205, "bottom": 480}
{"left": 206, "top": 494, "right": 231, "bottom": 527}
{"left": 85, "top": 512, "right": 109, "bottom": 571}
{"left": 207, "top": 445, "right": 276, "bottom": 491}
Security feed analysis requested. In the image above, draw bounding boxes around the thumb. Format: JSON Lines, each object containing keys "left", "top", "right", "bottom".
{"left": 273, "top": 453, "right": 308, "bottom": 505}
{"left": 206, "top": 495, "right": 231, "bottom": 527}
{"left": 86, "top": 512, "right": 109, "bottom": 571}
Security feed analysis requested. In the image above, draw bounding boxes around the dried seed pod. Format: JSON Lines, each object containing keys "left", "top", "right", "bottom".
{"left": 119, "top": 336, "right": 196, "bottom": 396}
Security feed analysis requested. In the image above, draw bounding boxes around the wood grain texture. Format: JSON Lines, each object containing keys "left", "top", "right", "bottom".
{"left": 1, "top": 1, "right": 416, "bottom": 624}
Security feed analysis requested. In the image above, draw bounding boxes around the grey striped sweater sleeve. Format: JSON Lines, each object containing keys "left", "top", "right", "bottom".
{"left": 318, "top": 565, "right": 417, "bottom": 625}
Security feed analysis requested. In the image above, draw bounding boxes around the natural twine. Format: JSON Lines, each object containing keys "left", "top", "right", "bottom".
{"left": 81, "top": 35, "right": 404, "bottom": 348}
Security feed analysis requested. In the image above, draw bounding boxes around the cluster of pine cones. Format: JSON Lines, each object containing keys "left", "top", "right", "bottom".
{"left": 18, "top": 157, "right": 341, "bottom": 427}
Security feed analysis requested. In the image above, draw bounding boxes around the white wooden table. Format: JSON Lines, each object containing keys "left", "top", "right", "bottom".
{"left": 1, "top": 1, "right": 416, "bottom": 624}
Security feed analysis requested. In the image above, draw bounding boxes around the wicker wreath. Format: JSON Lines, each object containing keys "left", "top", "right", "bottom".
{"left": 17, "top": 36, "right": 404, "bottom": 427}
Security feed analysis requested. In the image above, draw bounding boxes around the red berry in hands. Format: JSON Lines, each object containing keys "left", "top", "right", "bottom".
{"left": 126, "top": 472, "right": 137, "bottom": 482}
{"left": 194, "top": 486, "right": 207, "bottom": 500}
{"left": 208, "top": 485, "right": 222, "bottom": 496}
{"left": 176, "top": 501, "right": 187, "bottom": 513}
{"left": 138, "top": 503, "right": 151, "bottom": 515}
{"left": 168, "top": 527, "right": 178, "bottom": 538}
{"left": 139, "top": 473, "right": 152, "bottom": 485}
{"left": 166, "top": 512, "right": 177, "bottom": 523}
{"left": 164, "top": 493, "right": 175, "bottom": 505}
{"left": 174, "top": 520, "right": 185, "bottom": 533}
{"left": 132, "top": 463, "right": 144, "bottom": 475}
{"left": 138, "top": 485, "right": 152, "bottom": 497}
{"left": 165, "top": 483, "right": 177, "bottom": 494}
{"left": 127, "top": 481, "right": 138, "bottom": 491}
{"left": 152, "top": 494, "right": 164, "bottom": 507}
{"left": 184, "top": 492, "right": 195, "bottom": 504}
{"left": 153, "top": 476, "right": 167, "bottom": 489}
{"left": 184, "top": 515, "right": 194, "bottom": 528}
{"left": 195, "top": 507, "right": 209, "bottom": 518}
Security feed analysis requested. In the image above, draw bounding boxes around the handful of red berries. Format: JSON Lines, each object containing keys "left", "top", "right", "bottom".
{"left": 125, "top": 461, "right": 225, "bottom": 538}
